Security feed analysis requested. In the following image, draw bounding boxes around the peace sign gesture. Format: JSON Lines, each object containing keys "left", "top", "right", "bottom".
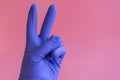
{"left": 19, "top": 4, "right": 66, "bottom": 80}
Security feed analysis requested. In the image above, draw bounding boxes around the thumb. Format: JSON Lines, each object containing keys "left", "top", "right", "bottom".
{"left": 52, "top": 46, "right": 67, "bottom": 67}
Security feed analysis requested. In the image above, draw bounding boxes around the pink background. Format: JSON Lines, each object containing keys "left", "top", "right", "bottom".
{"left": 0, "top": 0, "right": 120, "bottom": 80}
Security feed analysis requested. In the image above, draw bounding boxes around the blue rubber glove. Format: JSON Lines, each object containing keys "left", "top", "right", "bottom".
{"left": 19, "top": 4, "right": 66, "bottom": 80}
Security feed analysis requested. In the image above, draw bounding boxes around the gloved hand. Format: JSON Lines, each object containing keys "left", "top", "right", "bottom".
{"left": 19, "top": 4, "right": 66, "bottom": 80}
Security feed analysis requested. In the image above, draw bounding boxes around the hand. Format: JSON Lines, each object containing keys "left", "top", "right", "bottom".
{"left": 19, "top": 4, "right": 66, "bottom": 80}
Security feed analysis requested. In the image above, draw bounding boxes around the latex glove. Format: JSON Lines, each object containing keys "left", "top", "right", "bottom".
{"left": 19, "top": 4, "right": 66, "bottom": 80}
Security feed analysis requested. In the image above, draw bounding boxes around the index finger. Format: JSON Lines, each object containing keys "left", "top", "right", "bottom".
{"left": 39, "top": 4, "right": 57, "bottom": 41}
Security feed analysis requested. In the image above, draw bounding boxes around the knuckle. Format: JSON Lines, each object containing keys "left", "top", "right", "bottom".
{"left": 50, "top": 35, "right": 62, "bottom": 43}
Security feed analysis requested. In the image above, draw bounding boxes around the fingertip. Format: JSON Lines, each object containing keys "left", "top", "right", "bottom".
{"left": 59, "top": 46, "right": 67, "bottom": 55}
{"left": 49, "top": 4, "right": 57, "bottom": 14}
{"left": 31, "top": 3, "right": 37, "bottom": 8}
{"left": 50, "top": 4, "right": 57, "bottom": 10}
{"left": 30, "top": 3, "right": 38, "bottom": 12}
{"left": 50, "top": 35, "right": 63, "bottom": 44}
{"left": 61, "top": 45, "right": 67, "bottom": 53}
{"left": 28, "top": 4, "right": 38, "bottom": 18}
